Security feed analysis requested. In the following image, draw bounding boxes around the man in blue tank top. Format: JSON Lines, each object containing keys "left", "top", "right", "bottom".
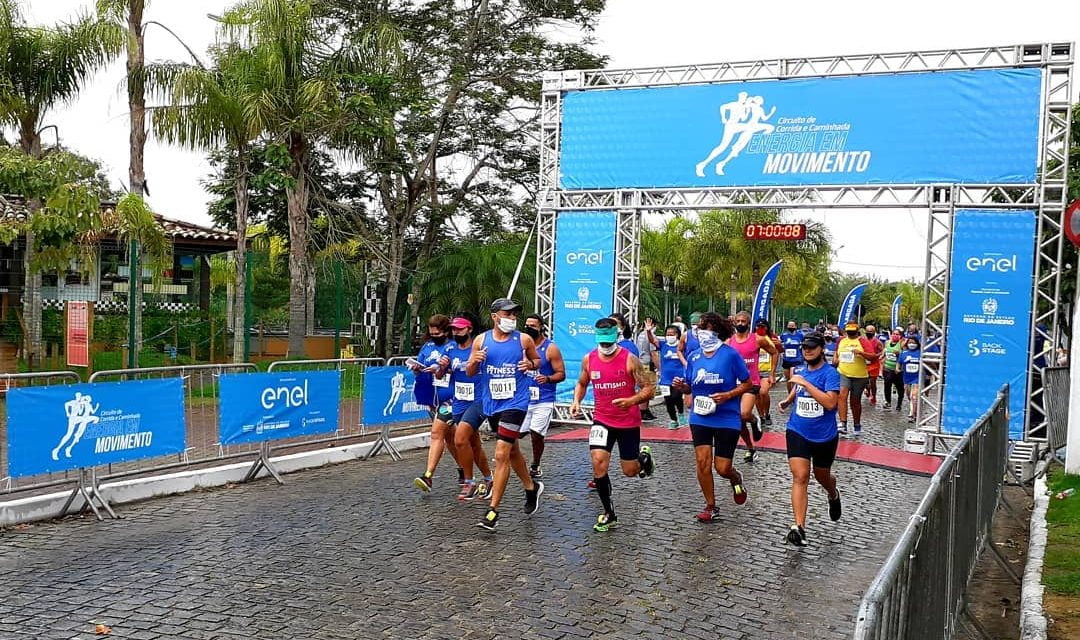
{"left": 523, "top": 314, "right": 566, "bottom": 479}
{"left": 467, "top": 298, "right": 544, "bottom": 531}
{"left": 779, "top": 320, "right": 805, "bottom": 393}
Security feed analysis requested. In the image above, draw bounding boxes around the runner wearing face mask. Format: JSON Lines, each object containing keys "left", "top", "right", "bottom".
{"left": 833, "top": 322, "right": 877, "bottom": 437}
{"left": 777, "top": 332, "right": 843, "bottom": 547}
{"left": 823, "top": 331, "right": 837, "bottom": 364}
{"left": 882, "top": 330, "right": 905, "bottom": 412}
{"left": 569, "top": 318, "right": 656, "bottom": 533}
{"left": 671, "top": 312, "right": 752, "bottom": 522}
{"left": 678, "top": 311, "right": 705, "bottom": 359}
{"left": 443, "top": 314, "right": 494, "bottom": 501}
{"left": 897, "top": 336, "right": 922, "bottom": 423}
{"left": 863, "top": 325, "right": 884, "bottom": 407}
{"left": 522, "top": 314, "right": 566, "bottom": 479}
{"left": 468, "top": 298, "right": 545, "bottom": 531}
{"left": 608, "top": 312, "right": 640, "bottom": 357}
{"left": 412, "top": 314, "right": 464, "bottom": 491}
{"left": 754, "top": 319, "right": 782, "bottom": 427}
{"left": 656, "top": 324, "right": 688, "bottom": 429}
{"left": 728, "top": 310, "right": 778, "bottom": 461}
{"left": 779, "top": 320, "right": 805, "bottom": 391}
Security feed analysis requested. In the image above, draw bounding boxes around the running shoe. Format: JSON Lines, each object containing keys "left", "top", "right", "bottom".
{"left": 763, "top": 414, "right": 772, "bottom": 426}
{"left": 642, "top": 410, "right": 658, "bottom": 422}
{"left": 786, "top": 525, "right": 808, "bottom": 547}
{"left": 587, "top": 479, "right": 597, "bottom": 490}
{"left": 457, "top": 467, "right": 466, "bottom": 486}
{"left": 828, "top": 487, "right": 842, "bottom": 521}
{"left": 413, "top": 473, "right": 433, "bottom": 492}
{"left": 593, "top": 513, "right": 619, "bottom": 533}
{"left": 524, "top": 481, "right": 544, "bottom": 515}
{"left": 678, "top": 413, "right": 689, "bottom": 427}
{"left": 638, "top": 446, "right": 655, "bottom": 478}
{"left": 749, "top": 417, "right": 763, "bottom": 441}
{"left": 529, "top": 464, "right": 543, "bottom": 479}
{"left": 468, "top": 482, "right": 488, "bottom": 501}
{"left": 838, "top": 422, "right": 848, "bottom": 435}
{"left": 731, "top": 472, "right": 748, "bottom": 505}
{"left": 853, "top": 424, "right": 862, "bottom": 437}
{"left": 743, "top": 449, "right": 756, "bottom": 463}
{"left": 457, "top": 482, "right": 476, "bottom": 501}
{"left": 668, "top": 420, "right": 679, "bottom": 430}
{"left": 695, "top": 505, "right": 720, "bottom": 523}
{"left": 477, "top": 508, "right": 499, "bottom": 530}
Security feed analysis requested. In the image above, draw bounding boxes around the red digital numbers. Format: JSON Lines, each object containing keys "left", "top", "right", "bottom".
{"left": 743, "top": 223, "right": 806, "bottom": 241}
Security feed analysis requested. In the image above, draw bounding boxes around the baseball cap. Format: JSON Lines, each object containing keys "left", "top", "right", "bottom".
{"left": 449, "top": 317, "right": 472, "bottom": 330}
{"left": 844, "top": 321, "right": 859, "bottom": 331}
{"left": 490, "top": 298, "right": 522, "bottom": 313}
{"left": 801, "top": 332, "right": 826, "bottom": 349}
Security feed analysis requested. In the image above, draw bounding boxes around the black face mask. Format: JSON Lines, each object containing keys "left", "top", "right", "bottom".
{"left": 522, "top": 326, "right": 541, "bottom": 340}
{"left": 452, "top": 334, "right": 469, "bottom": 345}
{"left": 845, "top": 331, "right": 858, "bottom": 338}
{"left": 431, "top": 335, "right": 448, "bottom": 345}
{"left": 805, "top": 354, "right": 824, "bottom": 366}
{"left": 787, "top": 326, "right": 797, "bottom": 332}
{"left": 735, "top": 324, "right": 749, "bottom": 334}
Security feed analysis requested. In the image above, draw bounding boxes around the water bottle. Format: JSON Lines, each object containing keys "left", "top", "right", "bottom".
{"left": 1055, "top": 487, "right": 1076, "bottom": 500}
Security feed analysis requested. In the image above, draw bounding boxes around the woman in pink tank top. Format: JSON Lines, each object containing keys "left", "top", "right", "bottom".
{"left": 728, "top": 311, "right": 779, "bottom": 461}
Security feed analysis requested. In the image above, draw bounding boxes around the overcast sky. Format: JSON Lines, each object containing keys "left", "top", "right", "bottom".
{"left": 24, "top": 0, "right": 1080, "bottom": 281}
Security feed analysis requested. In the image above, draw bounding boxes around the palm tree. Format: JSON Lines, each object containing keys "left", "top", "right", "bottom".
{"left": 418, "top": 235, "right": 536, "bottom": 321}
{"left": 0, "top": 0, "right": 122, "bottom": 367}
{"left": 215, "top": 0, "right": 387, "bottom": 357}
{"left": 148, "top": 46, "right": 262, "bottom": 363}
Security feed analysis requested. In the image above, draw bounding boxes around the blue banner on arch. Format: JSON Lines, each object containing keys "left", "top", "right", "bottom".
{"left": 943, "top": 210, "right": 1035, "bottom": 438}
{"left": 6, "top": 378, "right": 185, "bottom": 477}
{"left": 560, "top": 68, "right": 1041, "bottom": 189}
{"left": 551, "top": 211, "right": 617, "bottom": 404}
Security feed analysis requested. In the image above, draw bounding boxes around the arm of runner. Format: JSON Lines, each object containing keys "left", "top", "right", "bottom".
{"left": 710, "top": 379, "right": 752, "bottom": 405}
{"left": 569, "top": 355, "right": 590, "bottom": 417}
{"left": 788, "top": 374, "right": 839, "bottom": 411}
{"left": 613, "top": 354, "right": 655, "bottom": 408}
{"left": 465, "top": 334, "right": 486, "bottom": 377}
{"left": 518, "top": 334, "right": 542, "bottom": 372}
{"left": 759, "top": 334, "right": 778, "bottom": 356}
{"left": 777, "top": 387, "right": 798, "bottom": 410}
{"left": 538, "top": 342, "right": 567, "bottom": 385}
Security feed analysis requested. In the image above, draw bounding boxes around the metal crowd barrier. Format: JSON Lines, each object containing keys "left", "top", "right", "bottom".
{"left": 853, "top": 385, "right": 1011, "bottom": 640}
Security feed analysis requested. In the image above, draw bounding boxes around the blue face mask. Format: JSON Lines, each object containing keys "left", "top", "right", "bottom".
{"left": 698, "top": 329, "right": 720, "bottom": 352}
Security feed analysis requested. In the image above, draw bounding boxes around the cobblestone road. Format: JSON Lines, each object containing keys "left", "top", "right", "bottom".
{"left": 0, "top": 432, "right": 928, "bottom": 639}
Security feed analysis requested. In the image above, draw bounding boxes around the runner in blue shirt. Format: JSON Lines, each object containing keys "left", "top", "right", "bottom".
{"left": 608, "top": 312, "right": 640, "bottom": 357}
{"left": 778, "top": 332, "right": 843, "bottom": 547}
{"left": 779, "top": 320, "right": 805, "bottom": 392}
{"left": 897, "top": 336, "right": 922, "bottom": 424}
{"left": 655, "top": 324, "right": 688, "bottom": 430}
{"left": 409, "top": 314, "right": 464, "bottom": 489}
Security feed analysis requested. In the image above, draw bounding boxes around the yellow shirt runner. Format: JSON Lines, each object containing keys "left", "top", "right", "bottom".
{"left": 836, "top": 337, "right": 869, "bottom": 378}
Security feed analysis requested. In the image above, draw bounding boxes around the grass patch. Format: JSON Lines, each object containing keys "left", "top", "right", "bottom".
{"left": 1045, "top": 469, "right": 1080, "bottom": 595}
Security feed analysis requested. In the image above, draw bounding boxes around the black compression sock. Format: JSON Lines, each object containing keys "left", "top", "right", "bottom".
{"left": 595, "top": 474, "right": 614, "bottom": 516}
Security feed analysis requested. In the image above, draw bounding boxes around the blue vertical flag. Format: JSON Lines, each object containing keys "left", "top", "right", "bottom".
{"left": 837, "top": 283, "right": 869, "bottom": 327}
{"left": 891, "top": 295, "right": 903, "bottom": 331}
{"left": 751, "top": 260, "right": 783, "bottom": 324}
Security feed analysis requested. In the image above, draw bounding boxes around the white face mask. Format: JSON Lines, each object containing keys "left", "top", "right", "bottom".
{"left": 497, "top": 317, "right": 516, "bottom": 333}
{"left": 698, "top": 329, "right": 720, "bottom": 352}
{"left": 665, "top": 336, "right": 679, "bottom": 346}
{"left": 598, "top": 343, "right": 618, "bottom": 356}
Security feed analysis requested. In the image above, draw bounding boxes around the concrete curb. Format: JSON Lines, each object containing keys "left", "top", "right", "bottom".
{"left": 1020, "top": 470, "right": 1050, "bottom": 640}
{"left": 0, "top": 433, "right": 431, "bottom": 528}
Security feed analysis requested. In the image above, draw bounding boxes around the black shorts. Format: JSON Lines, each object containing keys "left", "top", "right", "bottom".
{"left": 490, "top": 409, "right": 528, "bottom": 443}
{"left": 588, "top": 423, "right": 641, "bottom": 461}
{"left": 743, "top": 384, "right": 761, "bottom": 397}
{"left": 785, "top": 430, "right": 839, "bottom": 469}
{"left": 690, "top": 425, "right": 741, "bottom": 460}
{"left": 782, "top": 360, "right": 802, "bottom": 370}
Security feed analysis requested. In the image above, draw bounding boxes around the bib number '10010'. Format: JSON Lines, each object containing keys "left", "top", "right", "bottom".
{"left": 455, "top": 382, "right": 474, "bottom": 401}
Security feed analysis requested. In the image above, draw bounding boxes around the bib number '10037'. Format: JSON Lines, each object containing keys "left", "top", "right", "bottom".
{"left": 694, "top": 395, "right": 716, "bottom": 416}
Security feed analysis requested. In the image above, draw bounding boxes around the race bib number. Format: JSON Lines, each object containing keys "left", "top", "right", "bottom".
{"left": 840, "top": 351, "right": 856, "bottom": 364}
{"left": 658, "top": 384, "right": 671, "bottom": 398}
{"left": 433, "top": 374, "right": 450, "bottom": 388}
{"left": 796, "top": 396, "right": 824, "bottom": 418}
{"left": 905, "top": 363, "right": 920, "bottom": 374}
{"left": 784, "top": 348, "right": 798, "bottom": 359}
{"left": 588, "top": 424, "right": 609, "bottom": 447}
{"left": 758, "top": 352, "right": 770, "bottom": 364}
{"left": 693, "top": 395, "right": 716, "bottom": 416}
{"left": 454, "top": 382, "right": 474, "bottom": 402}
{"left": 529, "top": 386, "right": 540, "bottom": 402}
{"left": 489, "top": 378, "right": 516, "bottom": 400}
{"left": 886, "top": 352, "right": 898, "bottom": 364}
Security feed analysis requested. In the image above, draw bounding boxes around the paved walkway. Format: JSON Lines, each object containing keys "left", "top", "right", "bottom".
{"left": 0, "top": 410, "right": 929, "bottom": 640}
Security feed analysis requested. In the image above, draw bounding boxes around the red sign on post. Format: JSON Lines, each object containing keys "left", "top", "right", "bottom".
{"left": 66, "top": 301, "right": 89, "bottom": 367}
{"left": 1065, "top": 199, "right": 1080, "bottom": 248}
{"left": 743, "top": 223, "right": 807, "bottom": 241}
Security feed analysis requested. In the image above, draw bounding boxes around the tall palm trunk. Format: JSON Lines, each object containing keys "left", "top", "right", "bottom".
{"left": 231, "top": 148, "right": 249, "bottom": 363}
{"left": 286, "top": 134, "right": 310, "bottom": 357}
{"left": 127, "top": 0, "right": 147, "bottom": 363}
{"left": 18, "top": 126, "right": 42, "bottom": 368}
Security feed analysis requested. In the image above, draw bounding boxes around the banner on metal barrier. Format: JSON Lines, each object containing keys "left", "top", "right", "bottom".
{"left": 220, "top": 370, "right": 341, "bottom": 445}
{"left": 551, "top": 211, "right": 618, "bottom": 404}
{"left": 943, "top": 209, "right": 1035, "bottom": 438}
{"left": 6, "top": 378, "right": 185, "bottom": 477}
{"left": 362, "top": 366, "right": 431, "bottom": 427}
{"left": 560, "top": 68, "right": 1040, "bottom": 189}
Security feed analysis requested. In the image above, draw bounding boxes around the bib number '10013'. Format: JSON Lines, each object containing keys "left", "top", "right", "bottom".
{"left": 796, "top": 396, "right": 823, "bottom": 418}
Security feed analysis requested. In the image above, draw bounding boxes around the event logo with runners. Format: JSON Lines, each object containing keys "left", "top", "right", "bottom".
{"left": 6, "top": 378, "right": 186, "bottom": 477}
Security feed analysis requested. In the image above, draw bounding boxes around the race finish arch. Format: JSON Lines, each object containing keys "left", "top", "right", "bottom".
{"left": 534, "top": 43, "right": 1073, "bottom": 450}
